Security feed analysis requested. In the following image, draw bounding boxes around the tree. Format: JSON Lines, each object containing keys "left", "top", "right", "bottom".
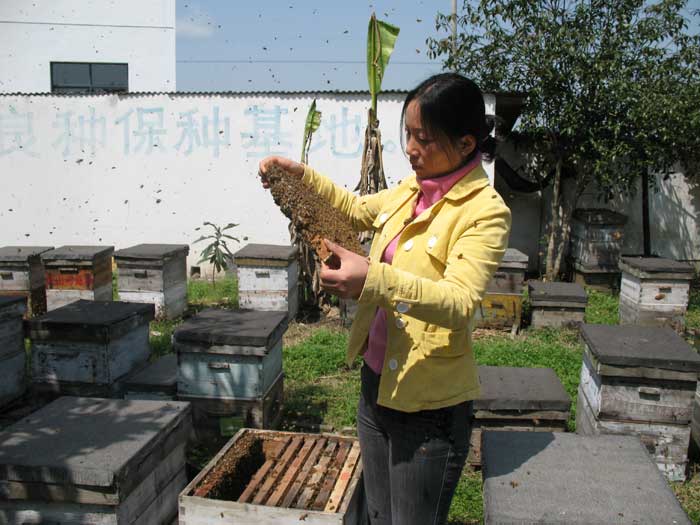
{"left": 428, "top": 0, "right": 700, "bottom": 279}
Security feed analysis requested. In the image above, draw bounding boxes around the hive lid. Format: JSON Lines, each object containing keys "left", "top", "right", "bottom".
{"left": 0, "top": 246, "right": 54, "bottom": 262}
{"left": 572, "top": 208, "right": 628, "bottom": 226}
{"left": 26, "top": 300, "right": 155, "bottom": 343}
{"left": 0, "top": 397, "right": 191, "bottom": 498}
{"left": 502, "top": 248, "right": 528, "bottom": 264}
{"left": 123, "top": 354, "right": 177, "bottom": 391}
{"left": 528, "top": 281, "right": 587, "bottom": 304}
{"left": 481, "top": 432, "right": 691, "bottom": 524}
{"left": 174, "top": 308, "right": 288, "bottom": 349}
{"left": 114, "top": 244, "right": 190, "bottom": 260}
{"left": 42, "top": 245, "right": 114, "bottom": 261}
{"left": 233, "top": 243, "right": 298, "bottom": 262}
{"left": 476, "top": 366, "right": 571, "bottom": 411}
{"left": 620, "top": 256, "right": 694, "bottom": 276}
{"left": 580, "top": 324, "right": 700, "bottom": 372}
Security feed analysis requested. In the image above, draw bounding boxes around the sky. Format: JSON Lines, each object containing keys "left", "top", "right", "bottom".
{"left": 175, "top": 1, "right": 454, "bottom": 92}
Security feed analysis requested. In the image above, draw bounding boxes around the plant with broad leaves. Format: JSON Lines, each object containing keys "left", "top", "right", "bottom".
{"left": 194, "top": 221, "right": 241, "bottom": 286}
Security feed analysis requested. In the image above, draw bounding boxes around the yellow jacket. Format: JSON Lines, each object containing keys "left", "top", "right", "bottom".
{"left": 302, "top": 163, "right": 511, "bottom": 412}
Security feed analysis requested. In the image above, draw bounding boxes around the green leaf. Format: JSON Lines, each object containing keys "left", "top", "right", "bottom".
{"left": 193, "top": 235, "right": 215, "bottom": 244}
{"left": 301, "top": 99, "right": 322, "bottom": 162}
{"left": 222, "top": 223, "right": 239, "bottom": 230}
{"left": 367, "top": 13, "right": 400, "bottom": 113}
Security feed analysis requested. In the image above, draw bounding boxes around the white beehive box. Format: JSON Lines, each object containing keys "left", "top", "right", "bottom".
{"left": 114, "top": 244, "right": 189, "bottom": 320}
{"left": 179, "top": 429, "right": 365, "bottom": 525}
{"left": 576, "top": 323, "right": 700, "bottom": 481}
{"left": 0, "top": 246, "right": 53, "bottom": 317}
{"left": 27, "top": 300, "right": 155, "bottom": 396}
{"left": 0, "top": 296, "right": 27, "bottom": 409}
{"left": 234, "top": 244, "right": 299, "bottom": 320}
{"left": 0, "top": 396, "right": 191, "bottom": 525}
{"left": 619, "top": 256, "right": 694, "bottom": 331}
{"left": 41, "top": 245, "right": 114, "bottom": 311}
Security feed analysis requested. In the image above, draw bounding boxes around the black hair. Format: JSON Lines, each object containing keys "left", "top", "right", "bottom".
{"left": 400, "top": 73, "right": 495, "bottom": 163}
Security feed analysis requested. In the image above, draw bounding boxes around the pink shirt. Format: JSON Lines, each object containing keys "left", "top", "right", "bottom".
{"left": 363, "top": 155, "right": 483, "bottom": 374}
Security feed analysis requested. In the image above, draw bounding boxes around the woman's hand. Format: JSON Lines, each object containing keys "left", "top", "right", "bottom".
{"left": 258, "top": 156, "right": 304, "bottom": 189}
{"left": 319, "top": 240, "right": 369, "bottom": 300}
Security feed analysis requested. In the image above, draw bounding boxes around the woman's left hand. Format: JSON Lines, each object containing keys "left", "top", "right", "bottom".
{"left": 319, "top": 240, "right": 369, "bottom": 300}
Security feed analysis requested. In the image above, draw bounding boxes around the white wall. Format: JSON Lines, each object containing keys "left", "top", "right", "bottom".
{"left": 0, "top": 0, "right": 176, "bottom": 93}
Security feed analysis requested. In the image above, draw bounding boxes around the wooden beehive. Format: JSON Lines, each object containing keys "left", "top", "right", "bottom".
{"left": 468, "top": 366, "right": 570, "bottom": 466}
{"left": 619, "top": 256, "right": 694, "bottom": 331}
{"left": 234, "top": 244, "right": 299, "bottom": 320}
{"left": 114, "top": 243, "right": 189, "bottom": 319}
{"left": 175, "top": 309, "right": 288, "bottom": 435}
{"left": 692, "top": 383, "right": 700, "bottom": 453}
{"left": 27, "top": 300, "right": 155, "bottom": 396}
{"left": 0, "top": 396, "right": 191, "bottom": 525}
{"left": 0, "top": 296, "right": 27, "bottom": 409}
{"left": 474, "top": 249, "right": 527, "bottom": 330}
{"left": 528, "top": 281, "right": 587, "bottom": 329}
{"left": 0, "top": 246, "right": 53, "bottom": 317}
{"left": 122, "top": 353, "right": 178, "bottom": 401}
{"left": 179, "top": 429, "right": 365, "bottom": 525}
{"left": 576, "top": 323, "right": 700, "bottom": 481}
{"left": 41, "top": 245, "right": 114, "bottom": 311}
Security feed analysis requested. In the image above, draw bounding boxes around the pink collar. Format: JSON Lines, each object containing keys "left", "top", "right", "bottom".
{"left": 416, "top": 153, "right": 482, "bottom": 209}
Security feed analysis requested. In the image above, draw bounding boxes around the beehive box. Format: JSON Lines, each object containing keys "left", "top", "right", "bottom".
{"left": 42, "top": 245, "right": 114, "bottom": 311}
{"left": 576, "top": 324, "right": 700, "bottom": 481}
{"left": 114, "top": 244, "right": 189, "bottom": 319}
{"left": 482, "top": 432, "right": 692, "bottom": 524}
{"left": 175, "top": 309, "right": 288, "bottom": 434}
{"left": 619, "top": 256, "right": 694, "bottom": 331}
{"left": 179, "top": 429, "right": 365, "bottom": 525}
{"left": 468, "top": 366, "right": 570, "bottom": 466}
{"left": 528, "top": 281, "right": 587, "bottom": 329}
{"left": 0, "top": 246, "right": 53, "bottom": 317}
{"left": 122, "top": 354, "right": 178, "bottom": 401}
{"left": 27, "top": 300, "right": 155, "bottom": 396}
{"left": 0, "top": 296, "right": 27, "bottom": 409}
{"left": 0, "top": 396, "right": 191, "bottom": 525}
{"left": 474, "top": 249, "right": 527, "bottom": 330}
{"left": 570, "top": 208, "right": 627, "bottom": 272}
{"left": 691, "top": 384, "right": 700, "bottom": 452}
{"left": 234, "top": 244, "right": 299, "bottom": 320}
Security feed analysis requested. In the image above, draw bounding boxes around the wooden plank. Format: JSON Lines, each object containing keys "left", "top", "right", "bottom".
{"left": 587, "top": 349, "right": 698, "bottom": 382}
{"left": 294, "top": 440, "right": 338, "bottom": 510}
{"left": 312, "top": 441, "right": 351, "bottom": 511}
{"left": 265, "top": 435, "right": 316, "bottom": 507}
{"left": 252, "top": 436, "right": 304, "bottom": 505}
{"left": 237, "top": 437, "right": 292, "bottom": 504}
{"left": 324, "top": 441, "right": 360, "bottom": 513}
{"left": 281, "top": 437, "right": 327, "bottom": 509}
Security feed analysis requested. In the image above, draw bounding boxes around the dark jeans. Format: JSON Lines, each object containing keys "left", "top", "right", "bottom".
{"left": 357, "top": 364, "right": 473, "bottom": 525}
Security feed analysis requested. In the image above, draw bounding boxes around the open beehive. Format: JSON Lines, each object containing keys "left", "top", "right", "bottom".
{"left": 180, "top": 429, "right": 365, "bottom": 524}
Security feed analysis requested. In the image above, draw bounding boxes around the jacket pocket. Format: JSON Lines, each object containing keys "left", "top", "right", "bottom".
{"left": 424, "top": 230, "right": 451, "bottom": 267}
{"left": 419, "top": 329, "right": 467, "bottom": 358}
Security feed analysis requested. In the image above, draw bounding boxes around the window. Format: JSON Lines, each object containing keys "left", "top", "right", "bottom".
{"left": 51, "top": 62, "right": 128, "bottom": 94}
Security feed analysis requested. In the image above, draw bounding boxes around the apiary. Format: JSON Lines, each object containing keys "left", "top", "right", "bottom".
{"left": 42, "top": 245, "right": 114, "bottom": 311}
{"left": 0, "top": 246, "right": 53, "bottom": 317}
{"left": 576, "top": 323, "right": 700, "bottom": 481}
{"left": 114, "top": 244, "right": 189, "bottom": 319}
{"left": 122, "top": 354, "right": 178, "bottom": 401}
{"left": 528, "top": 281, "right": 587, "bottom": 329}
{"left": 474, "top": 249, "right": 528, "bottom": 330}
{"left": 482, "top": 432, "right": 692, "bottom": 524}
{"left": 179, "top": 429, "right": 365, "bottom": 525}
{"left": 0, "top": 396, "right": 191, "bottom": 525}
{"left": 468, "top": 366, "right": 570, "bottom": 466}
{"left": 175, "top": 309, "right": 288, "bottom": 434}
{"left": 0, "top": 296, "right": 27, "bottom": 409}
{"left": 570, "top": 208, "right": 627, "bottom": 292}
{"left": 619, "top": 256, "right": 694, "bottom": 331}
{"left": 234, "top": 244, "right": 299, "bottom": 320}
{"left": 27, "top": 300, "right": 155, "bottom": 396}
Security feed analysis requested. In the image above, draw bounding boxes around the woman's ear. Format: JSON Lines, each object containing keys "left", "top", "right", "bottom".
{"left": 459, "top": 135, "right": 477, "bottom": 159}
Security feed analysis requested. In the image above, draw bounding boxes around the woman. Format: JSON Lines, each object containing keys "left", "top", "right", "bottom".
{"left": 259, "top": 73, "right": 511, "bottom": 525}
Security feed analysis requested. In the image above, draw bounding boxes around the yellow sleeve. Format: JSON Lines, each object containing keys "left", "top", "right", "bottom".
{"left": 357, "top": 197, "right": 512, "bottom": 329}
{"left": 301, "top": 164, "right": 390, "bottom": 232}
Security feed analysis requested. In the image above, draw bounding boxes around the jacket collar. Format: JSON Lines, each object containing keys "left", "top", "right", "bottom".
{"left": 405, "top": 164, "right": 490, "bottom": 202}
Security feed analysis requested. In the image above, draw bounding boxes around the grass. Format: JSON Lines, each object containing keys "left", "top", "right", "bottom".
{"left": 187, "top": 276, "right": 238, "bottom": 308}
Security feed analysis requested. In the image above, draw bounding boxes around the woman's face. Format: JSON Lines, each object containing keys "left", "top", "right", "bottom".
{"left": 404, "top": 100, "right": 474, "bottom": 179}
